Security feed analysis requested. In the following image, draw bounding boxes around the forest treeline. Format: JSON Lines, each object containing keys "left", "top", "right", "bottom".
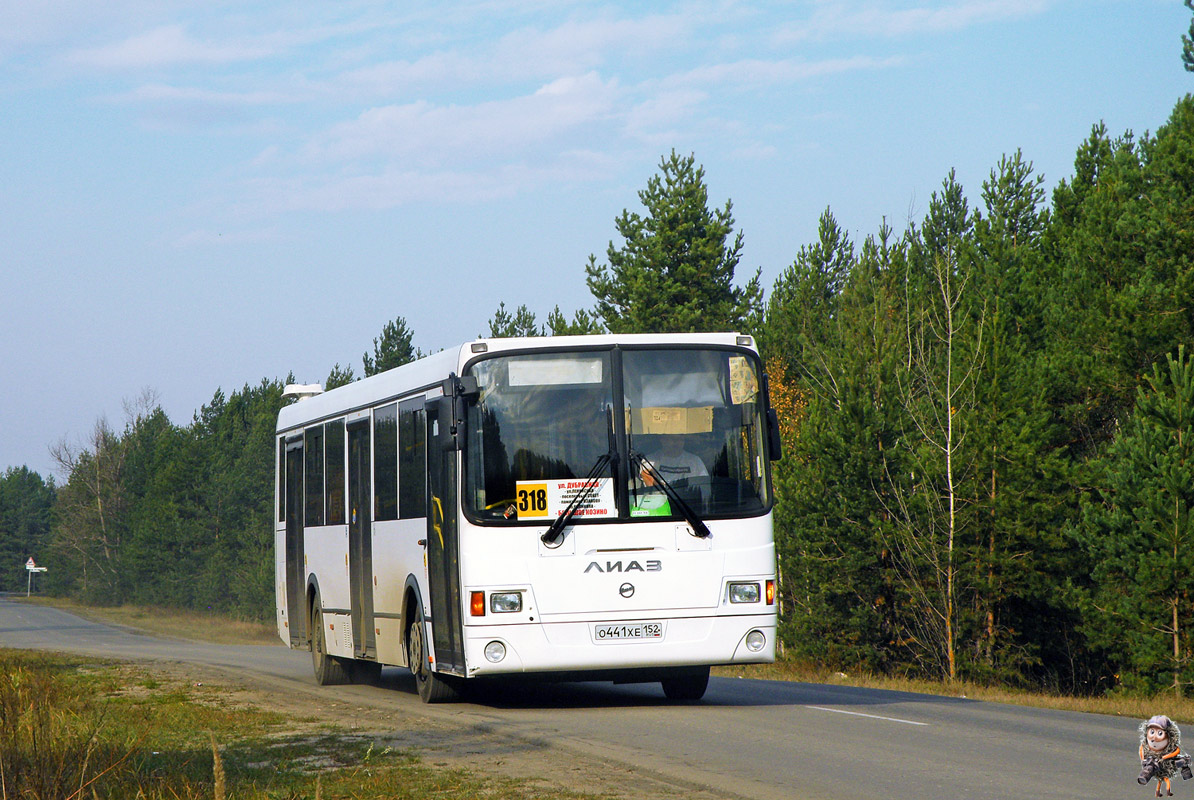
{"left": 3, "top": 95, "right": 1192, "bottom": 697}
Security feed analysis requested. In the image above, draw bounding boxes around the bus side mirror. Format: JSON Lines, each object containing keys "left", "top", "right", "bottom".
{"left": 766, "top": 407, "right": 783, "bottom": 461}
{"left": 432, "top": 395, "right": 459, "bottom": 452}
{"left": 431, "top": 373, "right": 478, "bottom": 452}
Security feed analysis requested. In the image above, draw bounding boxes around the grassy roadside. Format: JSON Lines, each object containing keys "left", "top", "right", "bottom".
{"left": 0, "top": 648, "right": 605, "bottom": 800}
{"left": 21, "top": 595, "right": 1194, "bottom": 722}
{"left": 20, "top": 595, "right": 280, "bottom": 645}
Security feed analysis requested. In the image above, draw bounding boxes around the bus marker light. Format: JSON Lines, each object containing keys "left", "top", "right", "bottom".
{"left": 484, "top": 641, "right": 506, "bottom": 663}
{"left": 729, "top": 582, "right": 761, "bottom": 604}
{"left": 490, "top": 591, "right": 522, "bottom": 613}
{"left": 765, "top": 580, "right": 776, "bottom": 605}
{"left": 746, "top": 630, "right": 767, "bottom": 652}
{"left": 470, "top": 591, "right": 486, "bottom": 616}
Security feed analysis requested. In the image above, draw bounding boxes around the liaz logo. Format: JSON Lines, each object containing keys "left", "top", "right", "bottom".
{"left": 584, "top": 560, "right": 662, "bottom": 574}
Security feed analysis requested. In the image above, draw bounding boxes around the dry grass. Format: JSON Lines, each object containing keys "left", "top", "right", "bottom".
{"left": 0, "top": 649, "right": 605, "bottom": 800}
{"left": 21, "top": 596, "right": 279, "bottom": 645}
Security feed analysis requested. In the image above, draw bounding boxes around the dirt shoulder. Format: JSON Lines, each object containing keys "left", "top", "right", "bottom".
{"left": 130, "top": 656, "right": 739, "bottom": 800}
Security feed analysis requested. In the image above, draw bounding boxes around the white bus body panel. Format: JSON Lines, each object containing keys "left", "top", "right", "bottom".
{"left": 458, "top": 515, "right": 776, "bottom": 676}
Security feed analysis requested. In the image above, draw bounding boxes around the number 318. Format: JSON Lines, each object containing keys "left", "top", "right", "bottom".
{"left": 518, "top": 488, "right": 547, "bottom": 512}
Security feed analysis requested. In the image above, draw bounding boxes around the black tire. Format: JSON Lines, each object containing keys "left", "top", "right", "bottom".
{"left": 407, "top": 605, "right": 459, "bottom": 703}
{"left": 661, "top": 666, "right": 710, "bottom": 702}
{"left": 310, "top": 601, "right": 351, "bottom": 686}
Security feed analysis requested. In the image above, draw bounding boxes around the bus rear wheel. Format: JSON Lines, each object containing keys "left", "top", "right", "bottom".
{"left": 310, "top": 602, "right": 351, "bottom": 686}
{"left": 661, "top": 666, "right": 710, "bottom": 702}
{"left": 407, "top": 605, "right": 459, "bottom": 703}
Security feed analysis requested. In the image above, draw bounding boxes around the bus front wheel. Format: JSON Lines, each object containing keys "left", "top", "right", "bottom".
{"left": 407, "top": 605, "right": 459, "bottom": 703}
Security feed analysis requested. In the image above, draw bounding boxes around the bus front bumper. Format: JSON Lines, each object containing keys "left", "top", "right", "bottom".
{"left": 461, "top": 612, "right": 776, "bottom": 677}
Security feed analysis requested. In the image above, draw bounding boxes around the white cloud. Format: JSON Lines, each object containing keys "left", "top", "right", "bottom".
{"left": 776, "top": 0, "right": 1050, "bottom": 42}
{"left": 305, "top": 71, "right": 620, "bottom": 166}
{"left": 667, "top": 55, "right": 905, "bottom": 88}
{"left": 95, "top": 82, "right": 292, "bottom": 131}
{"left": 490, "top": 13, "right": 690, "bottom": 76}
{"left": 69, "top": 24, "right": 277, "bottom": 68}
{"left": 333, "top": 51, "right": 488, "bottom": 97}
{"left": 324, "top": 12, "right": 689, "bottom": 102}
{"left": 248, "top": 156, "right": 609, "bottom": 212}
{"left": 624, "top": 88, "right": 709, "bottom": 145}
{"left": 114, "top": 83, "right": 289, "bottom": 106}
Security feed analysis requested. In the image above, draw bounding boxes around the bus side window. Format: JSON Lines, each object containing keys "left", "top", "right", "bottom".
{"left": 277, "top": 437, "right": 285, "bottom": 523}
{"left": 374, "top": 404, "right": 398, "bottom": 521}
{"left": 399, "top": 398, "right": 426, "bottom": 518}
{"left": 304, "top": 425, "right": 325, "bottom": 527}
{"left": 325, "top": 419, "right": 346, "bottom": 525}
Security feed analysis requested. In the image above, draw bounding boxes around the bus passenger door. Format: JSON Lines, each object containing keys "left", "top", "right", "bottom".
{"left": 284, "top": 440, "right": 306, "bottom": 648}
{"left": 348, "top": 421, "right": 376, "bottom": 659}
{"left": 425, "top": 400, "right": 465, "bottom": 676}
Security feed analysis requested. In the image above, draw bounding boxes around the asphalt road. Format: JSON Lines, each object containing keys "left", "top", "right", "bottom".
{"left": 0, "top": 597, "right": 1146, "bottom": 799}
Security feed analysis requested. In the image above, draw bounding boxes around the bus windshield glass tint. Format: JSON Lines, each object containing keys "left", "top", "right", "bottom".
{"left": 465, "top": 352, "right": 615, "bottom": 522}
{"left": 463, "top": 347, "right": 771, "bottom": 523}
{"left": 623, "top": 348, "right": 770, "bottom": 518}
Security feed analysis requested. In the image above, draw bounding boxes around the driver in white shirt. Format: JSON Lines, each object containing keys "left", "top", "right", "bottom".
{"left": 641, "top": 434, "right": 708, "bottom": 487}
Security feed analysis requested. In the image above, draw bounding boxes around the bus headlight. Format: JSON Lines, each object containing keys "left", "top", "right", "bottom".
{"left": 484, "top": 641, "right": 507, "bottom": 663}
{"left": 745, "top": 630, "right": 767, "bottom": 652}
{"left": 728, "top": 582, "right": 761, "bottom": 604}
{"left": 490, "top": 591, "right": 523, "bottom": 613}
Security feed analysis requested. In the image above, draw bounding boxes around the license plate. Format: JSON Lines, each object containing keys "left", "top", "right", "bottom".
{"left": 593, "top": 621, "right": 664, "bottom": 642}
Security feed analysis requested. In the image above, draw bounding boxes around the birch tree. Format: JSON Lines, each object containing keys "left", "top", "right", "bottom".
{"left": 881, "top": 174, "right": 984, "bottom": 681}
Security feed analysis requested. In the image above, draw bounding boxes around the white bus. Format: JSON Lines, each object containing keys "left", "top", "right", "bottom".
{"left": 275, "top": 333, "right": 781, "bottom": 702}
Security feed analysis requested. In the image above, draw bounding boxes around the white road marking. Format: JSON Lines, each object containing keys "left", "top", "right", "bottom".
{"left": 804, "top": 705, "right": 929, "bottom": 726}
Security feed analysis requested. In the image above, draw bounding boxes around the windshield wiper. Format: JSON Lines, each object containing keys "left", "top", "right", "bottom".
{"left": 541, "top": 453, "right": 611, "bottom": 546}
{"left": 632, "top": 452, "right": 711, "bottom": 539}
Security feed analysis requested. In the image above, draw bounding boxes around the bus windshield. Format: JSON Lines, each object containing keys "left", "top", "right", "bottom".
{"left": 463, "top": 347, "right": 771, "bottom": 524}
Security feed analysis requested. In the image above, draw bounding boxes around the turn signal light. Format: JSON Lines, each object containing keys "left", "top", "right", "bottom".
{"left": 765, "top": 580, "right": 776, "bottom": 605}
{"left": 470, "top": 591, "right": 485, "bottom": 616}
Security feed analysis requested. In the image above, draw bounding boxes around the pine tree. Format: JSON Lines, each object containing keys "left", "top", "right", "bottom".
{"left": 1081, "top": 346, "right": 1194, "bottom": 696}
{"left": 1183, "top": 0, "right": 1194, "bottom": 72}
{"left": 586, "top": 150, "right": 762, "bottom": 334}
{"left": 0, "top": 467, "right": 55, "bottom": 592}
{"left": 325, "top": 363, "right": 355, "bottom": 389}
{"left": 762, "top": 216, "right": 906, "bottom": 672}
{"left": 363, "top": 317, "right": 420, "bottom": 377}
{"left": 1043, "top": 97, "right": 1194, "bottom": 460}
{"left": 544, "top": 305, "right": 603, "bottom": 336}
{"left": 486, "top": 302, "right": 541, "bottom": 338}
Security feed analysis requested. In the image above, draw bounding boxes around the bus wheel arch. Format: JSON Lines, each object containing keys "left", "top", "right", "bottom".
{"left": 304, "top": 576, "right": 321, "bottom": 647}
{"left": 400, "top": 575, "right": 423, "bottom": 668}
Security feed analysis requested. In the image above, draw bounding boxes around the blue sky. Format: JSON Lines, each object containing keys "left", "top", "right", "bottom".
{"left": 2, "top": 0, "right": 1192, "bottom": 479}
